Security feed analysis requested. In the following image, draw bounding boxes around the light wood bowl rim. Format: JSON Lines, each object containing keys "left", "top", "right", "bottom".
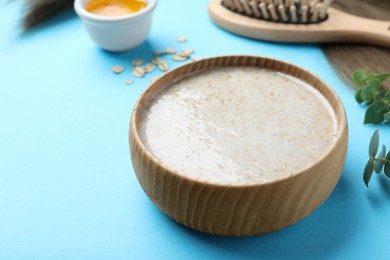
{"left": 130, "top": 55, "right": 347, "bottom": 188}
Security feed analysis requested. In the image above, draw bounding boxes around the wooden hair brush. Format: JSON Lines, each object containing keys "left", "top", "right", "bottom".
{"left": 208, "top": 0, "right": 390, "bottom": 48}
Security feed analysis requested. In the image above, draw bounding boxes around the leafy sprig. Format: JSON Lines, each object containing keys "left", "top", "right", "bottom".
{"left": 363, "top": 130, "right": 390, "bottom": 187}
{"left": 353, "top": 68, "right": 390, "bottom": 125}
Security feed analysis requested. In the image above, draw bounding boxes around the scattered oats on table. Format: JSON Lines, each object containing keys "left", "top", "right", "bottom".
{"left": 132, "top": 58, "right": 144, "bottom": 66}
{"left": 125, "top": 79, "right": 134, "bottom": 85}
{"left": 132, "top": 67, "right": 145, "bottom": 78}
{"left": 112, "top": 65, "right": 125, "bottom": 74}
{"left": 176, "top": 36, "right": 187, "bottom": 42}
{"left": 113, "top": 42, "right": 197, "bottom": 85}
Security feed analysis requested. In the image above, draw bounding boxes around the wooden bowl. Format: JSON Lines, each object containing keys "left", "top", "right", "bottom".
{"left": 129, "top": 55, "right": 348, "bottom": 236}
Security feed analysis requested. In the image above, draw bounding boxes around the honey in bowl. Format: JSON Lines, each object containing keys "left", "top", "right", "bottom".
{"left": 86, "top": 0, "right": 147, "bottom": 17}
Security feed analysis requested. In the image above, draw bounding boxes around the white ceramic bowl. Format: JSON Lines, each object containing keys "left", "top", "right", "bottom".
{"left": 74, "top": 0, "right": 157, "bottom": 52}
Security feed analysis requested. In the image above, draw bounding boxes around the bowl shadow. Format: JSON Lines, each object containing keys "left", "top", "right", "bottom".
{"left": 367, "top": 174, "right": 390, "bottom": 208}
{"left": 152, "top": 173, "right": 359, "bottom": 259}
{"left": 96, "top": 40, "right": 155, "bottom": 62}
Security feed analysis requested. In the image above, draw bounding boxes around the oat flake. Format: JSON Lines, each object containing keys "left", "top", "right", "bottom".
{"left": 143, "top": 63, "right": 156, "bottom": 73}
{"left": 151, "top": 57, "right": 162, "bottom": 65}
{"left": 132, "top": 58, "right": 144, "bottom": 67}
{"left": 176, "top": 36, "right": 187, "bottom": 42}
{"left": 125, "top": 79, "right": 134, "bottom": 85}
{"left": 172, "top": 54, "right": 188, "bottom": 61}
{"left": 158, "top": 60, "right": 169, "bottom": 71}
{"left": 165, "top": 48, "right": 176, "bottom": 54}
{"left": 112, "top": 65, "right": 125, "bottom": 74}
{"left": 132, "top": 67, "right": 145, "bottom": 78}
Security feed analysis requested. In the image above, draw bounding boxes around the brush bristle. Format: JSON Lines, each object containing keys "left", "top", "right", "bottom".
{"left": 23, "top": 0, "right": 73, "bottom": 30}
{"left": 222, "top": 0, "right": 334, "bottom": 24}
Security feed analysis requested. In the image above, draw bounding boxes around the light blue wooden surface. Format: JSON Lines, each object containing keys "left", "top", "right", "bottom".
{"left": 1, "top": 1, "right": 389, "bottom": 259}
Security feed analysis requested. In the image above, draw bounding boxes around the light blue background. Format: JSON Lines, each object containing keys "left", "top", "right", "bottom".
{"left": 1, "top": 0, "right": 389, "bottom": 259}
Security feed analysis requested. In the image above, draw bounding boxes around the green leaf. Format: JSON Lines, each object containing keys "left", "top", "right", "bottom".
{"left": 365, "top": 74, "right": 376, "bottom": 82}
{"left": 384, "top": 151, "right": 390, "bottom": 178}
{"left": 385, "top": 90, "right": 390, "bottom": 100}
{"left": 355, "top": 88, "right": 364, "bottom": 104}
{"left": 375, "top": 90, "right": 388, "bottom": 101}
{"left": 352, "top": 68, "right": 368, "bottom": 85}
{"left": 361, "top": 79, "right": 381, "bottom": 102}
{"left": 385, "top": 162, "right": 390, "bottom": 178}
{"left": 384, "top": 112, "right": 390, "bottom": 123}
{"left": 369, "top": 73, "right": 390, "bottom": 83}
{"left": 369, "top": 130, "right": 379, "bottom": 157}
{"left": 364, "top": 159, "right": 375, "bottom": 187}
{"left": 364, "top": 100, "right": 387, "bottom": 125}
{"left": 374, "top": 145, "right": 386, "bottom": 173}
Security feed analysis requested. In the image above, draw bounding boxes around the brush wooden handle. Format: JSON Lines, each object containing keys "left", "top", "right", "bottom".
{"left": 208, "top": 0, "right": 390, "bottom": 48}
{"left": 326, "top": 8, "right": 390, "bottom": 47}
